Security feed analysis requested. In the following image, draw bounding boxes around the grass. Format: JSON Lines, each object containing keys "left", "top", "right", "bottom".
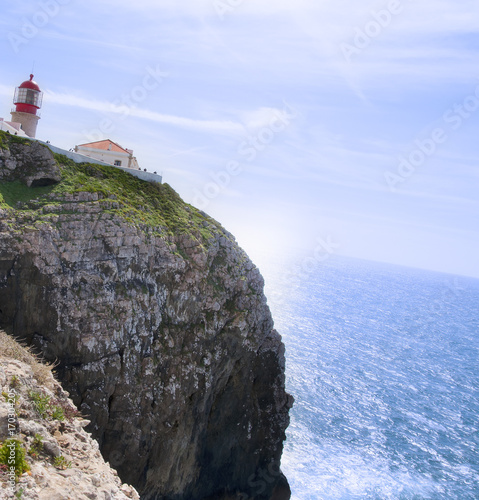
{"left": 0, "top": 130, "right": 227, "bottom": 250}
{"left": 0, "top": 180, "right": 54, "bottom": 208}
{"left": 54, "top": 157, "right": 217, "bottom": 241}
{"left": 0, "top": 330, "right": 54, "bottom": 387}
{"left": 0, "top": 132, "right": 30, "bottom": 150}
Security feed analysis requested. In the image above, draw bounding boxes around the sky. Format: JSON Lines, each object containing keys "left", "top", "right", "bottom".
{"left": 1, "top": 0, "right": 478, "bottom": 278}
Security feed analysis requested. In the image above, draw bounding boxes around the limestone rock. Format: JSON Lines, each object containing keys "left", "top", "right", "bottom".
{"left": 0, "top": 138, "right": 60, "bottom": 187}
{"left": 0, "top": 332, "right": 140, "bottom": 500}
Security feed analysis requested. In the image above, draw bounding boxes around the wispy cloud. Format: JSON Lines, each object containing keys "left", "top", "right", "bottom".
{"left": 41, "top": 31, "right": 142, "bottom": 52}
{"left": 44, "top": 90, "right": 245, "bottom": 134}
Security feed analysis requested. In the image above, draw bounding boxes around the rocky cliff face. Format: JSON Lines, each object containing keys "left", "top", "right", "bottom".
{"left": 0, "top": 132, "right": 293, "bottom": 500}
{"left": 0, "top": 329, "right": 140, "bottom": 500}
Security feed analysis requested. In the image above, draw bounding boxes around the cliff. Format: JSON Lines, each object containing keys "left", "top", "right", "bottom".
{"left": 0, "top": 131, "right": 293, "bottom": 500}
{"left": 0, "top": 329, "right": 140, "bottom": 500}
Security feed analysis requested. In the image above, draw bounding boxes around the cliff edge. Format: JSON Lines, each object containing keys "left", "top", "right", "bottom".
{"left": 0, "top": 132, "right": 293, "bottom": 499}
{"left": 0, "top": 329, "right": 140, "bottom": 500}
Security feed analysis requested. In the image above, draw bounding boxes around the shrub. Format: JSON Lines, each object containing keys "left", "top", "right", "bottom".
{"left": 53, "top": 455, "right": 71, "bottom": 470}
{"left": 29, "top": 390, "right": 65, "bottom": 421}
{"left": 29, "top": 390, "right": 51, "bottom": 419}
{"left": 0, "top": 439, "right": 30, "bottom": 478}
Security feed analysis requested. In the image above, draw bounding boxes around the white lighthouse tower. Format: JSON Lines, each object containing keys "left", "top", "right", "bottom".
{"left": 10, "top": 74, "right": 43, "bottom": 138}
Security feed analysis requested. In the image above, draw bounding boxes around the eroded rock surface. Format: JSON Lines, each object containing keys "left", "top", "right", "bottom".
{"left": 0, "top": 330, "right": 139, "bottom": 500}
{"left": 0, "top": 139, "right": 60, "bottom": 187}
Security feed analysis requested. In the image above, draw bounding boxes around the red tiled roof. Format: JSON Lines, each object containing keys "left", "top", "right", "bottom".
{"left": 77, "top": 139, "right": 130, "bottom": 154}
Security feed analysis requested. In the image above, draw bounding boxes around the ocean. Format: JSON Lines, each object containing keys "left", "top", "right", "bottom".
{"left": 258, "top": 254, "right": 479, "bottom": 500}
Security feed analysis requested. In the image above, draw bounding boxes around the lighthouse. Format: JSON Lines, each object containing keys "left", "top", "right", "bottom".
{"left": 10, "top": 74, "right": 43, "bottom": 138}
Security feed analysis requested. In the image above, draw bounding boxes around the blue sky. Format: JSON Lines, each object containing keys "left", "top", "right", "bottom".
{"left": 1, "top": 0, "right": 478, "bottom": 277}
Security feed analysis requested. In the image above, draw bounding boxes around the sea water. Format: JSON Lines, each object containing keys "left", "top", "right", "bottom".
{"left": 259, "top": 254, "right": 479, "bottom": 500}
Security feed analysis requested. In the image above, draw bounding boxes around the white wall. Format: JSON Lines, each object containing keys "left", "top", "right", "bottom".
{"left": 45, "top": 142, "right": 162, "bottom": 184}
{"left": 75, "top": 146, "right": 139, "bottom": 170}
{"left": 0, "top": 119, "right": 29, "bottom": 137}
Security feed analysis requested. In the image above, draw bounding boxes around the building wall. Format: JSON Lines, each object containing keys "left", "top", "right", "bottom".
{"left": 75, "top": 146, "right": 129, "bottom": 166}
{"left": 113, "top": 165, "right": 162, "bottom": 184}
{"left": 129, "top": 156, "right": 140, "bottom": 170}
{"left": 75, "top": 146, "right": 140, "bottom": 170}
{"left": 0, "top": 118, "right": 29, "bottom": 137}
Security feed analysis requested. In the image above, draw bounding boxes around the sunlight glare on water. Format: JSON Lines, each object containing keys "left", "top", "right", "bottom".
{"left": 258, "top": 254, "right": 479, "bottom": 500}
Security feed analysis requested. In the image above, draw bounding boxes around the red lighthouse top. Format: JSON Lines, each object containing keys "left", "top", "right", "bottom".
{"left": 19, "top": 74, "right": 41, "bottom": 92}
{"left": 13, "top": 74, "right": 43, "bottom": 115}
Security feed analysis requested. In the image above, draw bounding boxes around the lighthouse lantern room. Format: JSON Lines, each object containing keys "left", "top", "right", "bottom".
{"left": 10, "top": 74, "right": 43, "bottom": 138}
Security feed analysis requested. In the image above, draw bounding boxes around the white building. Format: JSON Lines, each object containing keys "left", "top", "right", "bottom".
{"left": 75, "top": 140, "right": 141, "bottom": 170}
{"left": 0, "top": 118, "right": 29, "bottom": 137}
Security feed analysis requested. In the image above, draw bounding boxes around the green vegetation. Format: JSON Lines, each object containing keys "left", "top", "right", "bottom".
{"left": 28, "top": 390, "right": 65, "bottom": 421}
{"left": 0, "top": 130, "right": 226, "bottom": 250}
{"left": 2, "top": 391, "right": 19, "bottom": 405}
{"left": 0, "top": 180, "right": 54, "bottom": 208}
{"left": 2, "top": 133, "right": 29, "bottom": 147}
{"left": 28, "top": 434, "right": 43, "bottom": 459}
{"left": 0, "top": 131, "right": 30, "bottom": 150}
{"left": 0, "top": 439, "right": 30, "bottom": 478}
{"left": 53, "top": 455, "right": 72, "bottom": 470}
{"left": 28, "top": 390, "right": 51, "bottom": 419}
{"left": 51, "top": 407, "right": 65, "bottom": 421}
{"left": 54, "top": 157, "right": 217, "bottom": 241}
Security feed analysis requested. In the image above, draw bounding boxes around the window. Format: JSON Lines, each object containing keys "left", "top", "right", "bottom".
{"left": 25, "top": 89, "right": 36, "bottom": 105}
{"left": 114, "top": 160, "right": 122, "bottom": 166}
{"left": 15, "top": 88, "right": 42, "bottom": 107}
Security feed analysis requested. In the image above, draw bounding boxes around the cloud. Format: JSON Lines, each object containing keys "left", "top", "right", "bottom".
{"left": 44, "top": 90, "right": 246, "bottom": 134}
{"left": 41, "top": 31, "right": 141, "bottom": 52}
{"left": 43, "top": 90, "right": 291, "bottom": 135}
